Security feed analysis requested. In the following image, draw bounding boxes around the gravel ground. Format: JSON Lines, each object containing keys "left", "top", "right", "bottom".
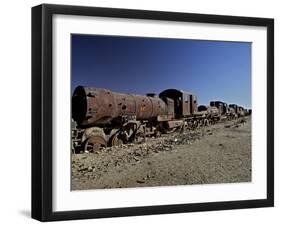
{"left": 71, "top": 117, "right": 251, "bottom": 190}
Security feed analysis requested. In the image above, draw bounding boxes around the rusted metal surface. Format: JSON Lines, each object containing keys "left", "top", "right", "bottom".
{"left": 72, "top": 86, "right": 170, "bottom": 127}
{"left": 229, "top": 104, "right": 238, "bottom": 113}
{"left": 83, "top": 127, "right": 107, "bottom": 152}
{"left": 159, "top": 89, "right": 198, "bottom": 117}
{"left": 237, "top": 106, "right": 245, "bottom": 117}
{"left": 166, "top": 120, "right": 184, "bottom": 129}
{"left": 207, "top": 106, "right": 220, "bottom": 117}
{"left": 210, "top": 101, "right": 229, "bottom": 116}
{"left": 72, "top": 86, "right": 250, "bottom": 152}
{"left": 196, "top": 105, "right": 219, "bottom": 118}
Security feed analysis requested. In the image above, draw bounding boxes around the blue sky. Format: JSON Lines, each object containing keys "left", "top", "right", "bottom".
{"left": 71, "top": 34, "right": 251, "bottom": 108}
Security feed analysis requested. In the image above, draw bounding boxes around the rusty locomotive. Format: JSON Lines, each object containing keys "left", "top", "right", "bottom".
{"left": 72, "top": 86, "right": 248, "bottom": 153}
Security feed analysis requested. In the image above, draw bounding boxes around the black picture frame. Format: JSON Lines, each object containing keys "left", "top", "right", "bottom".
{"left": 32, "top": 3, "right": 274, "bottom": 222}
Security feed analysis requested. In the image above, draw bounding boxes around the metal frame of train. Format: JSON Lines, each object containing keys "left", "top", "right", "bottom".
{"left": 72, "top": 86, "right": 251, "bottom": 153}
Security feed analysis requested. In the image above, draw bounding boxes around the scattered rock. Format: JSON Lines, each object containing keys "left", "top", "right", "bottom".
{"left": 71, "top": 116, "right": 252, "bottom": 190}
{"left": 136, "top": 180, "right": 145, "bottom": 184}
{"left": 78, "top": 167, "right": 87, "bottom": 172}
{"left": 133, "top": 156, "right": 140, "bottom": 161}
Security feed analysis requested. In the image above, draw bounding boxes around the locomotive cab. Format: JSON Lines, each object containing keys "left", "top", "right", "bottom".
{"left": 159, "top": 89, "right": 198, "bottom": 118}
{"left": 210, "top": 101, "right": 228, "bottom": 115}
{"left": 237, "top": 106, "right": 245, "bottom": 117}
{"left": 229, "top": 104, "right": 238, "bottom": 112}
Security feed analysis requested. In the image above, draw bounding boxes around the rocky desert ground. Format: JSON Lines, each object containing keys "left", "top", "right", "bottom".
{"left": 71, "top": 117, "right": 251, "bottom": 190}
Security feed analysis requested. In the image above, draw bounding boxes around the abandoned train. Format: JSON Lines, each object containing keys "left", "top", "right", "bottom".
{"left": 72, "top": 86, "right": 250, "bottom": 153}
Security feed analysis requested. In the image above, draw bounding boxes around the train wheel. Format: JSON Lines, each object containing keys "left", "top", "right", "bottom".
{"left": 109, "top": 132, "right": 123, "bottom": 147}
{"left": 163, "top": 127, "right": 177, "bottom": 134}
{"left": 183, "top": 122, "right": 189, "bottom": 132}
{"left": 84, "top": 129, "right": 107, "bottom": 152}
{"left": 204, "top": 119, "right": 210, "bottom": 126}
{"left": 134, "top": 130, "right": 146, "bottom": 144}
{"left": 193, "top": 120, "right": 199, "bottom": 129}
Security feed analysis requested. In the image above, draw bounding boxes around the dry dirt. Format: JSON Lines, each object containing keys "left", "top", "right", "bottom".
{"left": 71, "top": 117, "right": 251, "bottom": 190}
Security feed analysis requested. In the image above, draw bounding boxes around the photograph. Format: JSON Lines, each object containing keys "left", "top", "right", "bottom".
{"left": 71, "top": 34, "right": 252, "bottom": 190}
{"left": 31, "top": 3, "right": 274, "bottom": 221}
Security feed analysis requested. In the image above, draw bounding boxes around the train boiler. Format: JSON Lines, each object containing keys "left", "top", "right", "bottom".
{"left": 72, "top": 86, "right": 173, "bottom": 127}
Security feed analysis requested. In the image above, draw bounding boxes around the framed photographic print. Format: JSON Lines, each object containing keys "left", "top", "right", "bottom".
{"left": 32, "top": 4, "right": 274, "bottom": 221}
